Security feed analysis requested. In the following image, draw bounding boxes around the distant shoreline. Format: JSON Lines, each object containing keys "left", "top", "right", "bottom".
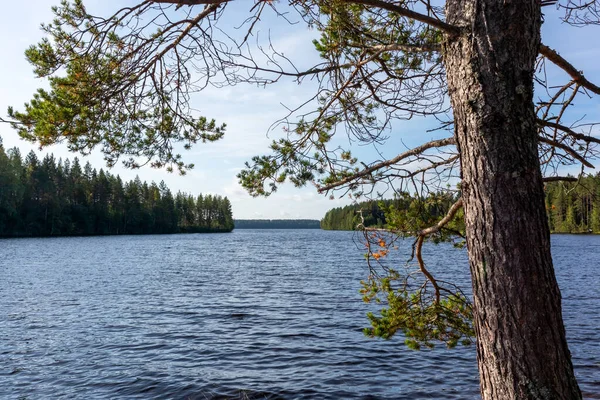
{"left": 0, "top": 228, "right": 233, "bottom": 240}
{"left": 234, "top": 219, "right": 320, "bottom": 229}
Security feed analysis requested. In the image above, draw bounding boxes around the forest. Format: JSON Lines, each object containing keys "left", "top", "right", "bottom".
{"left": 322, "top": 175, "right": 600, "bottom": 234}
{"left": 546, "top": 175, "right": 600, "bottom": 233}
{"left": 321, "top": 200, "right": 388, "bottom": 231}
{"left": 320, "top": 192, "right": 460, "bottom": 232}
{"left": 0, "top": 142, "right": 234, "bottom": 237}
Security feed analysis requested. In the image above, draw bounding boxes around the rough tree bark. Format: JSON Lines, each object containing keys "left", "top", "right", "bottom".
{"left": 443, "top": 0, "right": 581, "bottom": 398}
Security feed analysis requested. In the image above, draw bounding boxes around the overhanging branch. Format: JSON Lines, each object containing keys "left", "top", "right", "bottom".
{"left": 343, "top": 0, "right": 461, "bottom": 36}
{"left": 538, "top": 119, "right": 600, "bottom": 145}
{"left": 152, "top": 0, "right": 461, "bottom": 36}
{"left": 538, "top": 136, "right": 595, "bottom": 169}
{"left": 151, "top": 0, "right": 230, "bottom": 5}
{"left": 416, "top": 197, "right": 463, "bottom": 304}
{"left": 318, "top": 137, "right": 456, "bottom": 193}
{"left": 417, "top": 197, "right": 464, "bottom": 237}
{"left": 540, "top": 44, "right": 600, "bottom": 95}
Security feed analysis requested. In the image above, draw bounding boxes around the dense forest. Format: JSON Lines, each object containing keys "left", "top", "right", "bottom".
{"left": 0, "top": 142, "right": 234, "bottom": 237}
{"left": 545, "top": 175, "right": 600, "bottom": 233}
{"left": 320, "top": 193, "right": 459, "bottom": 231}
{"left": 321, "top": 175, "right": 600, "bottom": 234}
{"left": 234, "top": 219, "right": 320, "bottom": 229}
{"left": 320, "top": 201, "right": 388, "bottom": 231}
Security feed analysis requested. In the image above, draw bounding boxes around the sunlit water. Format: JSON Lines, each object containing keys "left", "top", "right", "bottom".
{"left": 1, "top": 231, "right": 598, "bottom": 399}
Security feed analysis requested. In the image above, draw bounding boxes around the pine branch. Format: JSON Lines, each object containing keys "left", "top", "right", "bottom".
{"left": 417, "top": 197, "right": 464, "bottom": 237}
{"left": 343, "top": 0, "right": 461, "bottom": 36}
{"left": 152, "top": 0, "right": 461, "bottom": 35}
{"left": 538, "top": 119, "right": 600, "bottom": 145}
{"left": 318, "top": 137, "right": 456, "bottom": 193}
{"left": 538, "top": 136, "right": 595, "bottom": 169}
{"left": 415, "top": 198, "right": 463, "bottom": 304}
{"left": 540, "top": 44, "right": 600, "bottom": 95}
{"left": 151, "top": 0, "right": 231, "bottom": 5}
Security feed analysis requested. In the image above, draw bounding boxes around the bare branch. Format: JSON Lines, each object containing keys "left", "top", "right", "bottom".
{"left": 418, "top": 197, "right": 464, "bottom": 236}
{"left": 416, "top": 198, "right": 463, "bottom": 303}
{"left": 538, "top": 136, "right": 596, "bottom": 168}
{"left": 318, "top": 137, "right": 456, "bottom": 193}
{"left": 0, "top": 117, "right": 20, "bottom": 124}
{"left": 542, "top": 176, "right": 579, "bottom": 182}
{"left": 150, "top": 0, "right": 230, "bottom": 5}
{"left": 540, "top": 44, "right": 600, "bottom": 95}
{"left": 538, "top": 119, "right": 600, "bottom": 145}
{"left": 342, "top": 0, "right": 461, "bottom": 35}
{"left": 415, "top": 235, "right": 441, "bottom": 303}
{"left": 557, "top": 0, "right": 600, "bottom": 25}
{"left": 152, "top": 0, "right": 462, "bottom": 36}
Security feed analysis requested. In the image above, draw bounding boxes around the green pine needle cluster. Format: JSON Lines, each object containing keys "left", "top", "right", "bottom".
{"left": 239, "top": 0, "right": 443, "bottom": 197}
{"left": 361, "top": 275, "right": 474, "bottom": 350}
{"left": 9, "top": 0, "right": 225, "bottom": 174}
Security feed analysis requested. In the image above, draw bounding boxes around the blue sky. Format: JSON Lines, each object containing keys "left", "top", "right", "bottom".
{"left": 0, "top": 1, "right": 598, "bottom": 219}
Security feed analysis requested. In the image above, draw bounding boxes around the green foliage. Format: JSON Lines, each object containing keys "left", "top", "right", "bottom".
{"left": 361, "top": 274, "right": 474, "bottom": 349}
{"left": 239, "top": 1, "right": 443, "bottom": 197}
{"left": 322, "top": 175, "right": 600, "bottom": 349}
{"left": 9, "top": 0, "right": 225, "bottom": 174}
{"left": 346, "top": 190, "right": 471, "bottom": 349}
{"left": 324, "top": 177, "right": 600, "bottom": 236}
{"left": 320, "top": 199, "right": 388, "bottom": 230}
{"left": 0, "top": 144, "right": 234, "bottom": 237}
{"left": 321, "top": 191, "right": 465, "bottom": 241}
{"left": 545, "top": 175, "right": 600, "bottom": 234}
{"left": 383, "top": 192, "right": 465, "bottom": 240}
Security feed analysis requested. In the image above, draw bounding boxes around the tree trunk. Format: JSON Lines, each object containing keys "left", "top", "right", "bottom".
{"left": 443, "top": 0, "right": 581, "bottom": 398}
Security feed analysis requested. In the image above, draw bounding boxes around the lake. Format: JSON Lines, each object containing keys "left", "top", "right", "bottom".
{"left": 1, "top": 231, "right": 598, "bottom": 399}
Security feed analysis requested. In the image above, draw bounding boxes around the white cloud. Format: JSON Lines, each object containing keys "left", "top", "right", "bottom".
{"left": 222, "top": 176, "right": 249, "bottom": 199}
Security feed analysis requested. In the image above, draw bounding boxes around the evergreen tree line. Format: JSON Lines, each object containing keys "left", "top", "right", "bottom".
{"left": 322, "top": 175, "right": 600, "bottom": 234}
{"left": 321, "top": 200, "right": 388, "bottom": 230}
{"left": 320, "top": 192, "right": 457, "bottom": 231}
{"left": 0, "top": 142, "right": 234, "bottom": 237}
{"left": 545, "top": 174, "right": 600, "bottom": 233}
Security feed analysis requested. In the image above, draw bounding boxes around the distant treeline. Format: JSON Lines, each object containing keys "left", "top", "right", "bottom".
{"left": 0, "top": 143, "right": 234, "bottom": 237}
{"left": 320, "top": 201, "right": 388, "bottom": 230}
{"left": 234, "top": 219, "right": 321, "bottom": 229}
{"left": 320, "top": 194, "right": 457, "bottom": 231}
{"left": 321, "top": 174, "right": 600, "bottom": 234}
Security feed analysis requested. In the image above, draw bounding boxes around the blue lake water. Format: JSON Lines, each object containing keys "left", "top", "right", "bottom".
{"left": 0, "top": 231, "right": 598, "bottom": 399}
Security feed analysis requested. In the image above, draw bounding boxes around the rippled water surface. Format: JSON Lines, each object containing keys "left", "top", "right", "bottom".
{"left": 1, "top": 231, "right": 599, "bottom": 399}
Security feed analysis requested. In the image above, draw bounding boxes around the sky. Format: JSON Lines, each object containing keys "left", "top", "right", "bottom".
{"left": 0, "top": 1, "right": 598, "bottom": 220}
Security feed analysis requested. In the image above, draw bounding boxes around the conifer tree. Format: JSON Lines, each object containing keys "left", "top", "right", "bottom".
{"left": 0, "top": 146, "right": 234, "bottom": 237}
{"left": 6, "top": 1, "right": 600, "bottom": 397}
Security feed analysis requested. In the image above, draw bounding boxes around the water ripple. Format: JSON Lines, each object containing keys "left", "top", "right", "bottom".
{"left": 0, "top": 231, "right": 597, "bottom": 399}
